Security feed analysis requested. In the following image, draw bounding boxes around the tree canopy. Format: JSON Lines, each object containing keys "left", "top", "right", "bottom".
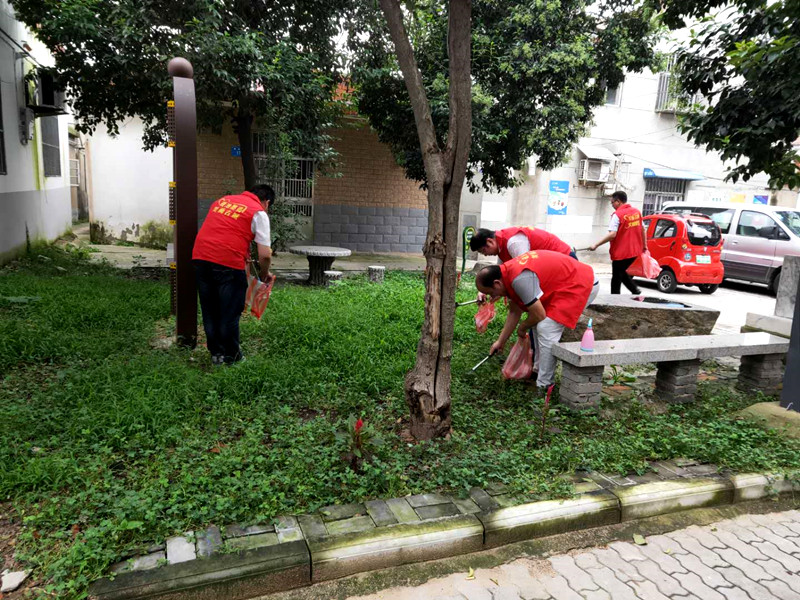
{"left": 349, "top": 0, "right": 660, "bottom": 192}
{"left": 11, "top": 0, "right": 351, "bottom": 186}
{"left": 663, "top": 0, "right": 800, "bottom": 188}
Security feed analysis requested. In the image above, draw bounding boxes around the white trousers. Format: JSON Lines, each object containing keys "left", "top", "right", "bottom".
{"left": 534, "top": 282, "right": 600, "bottom": 388}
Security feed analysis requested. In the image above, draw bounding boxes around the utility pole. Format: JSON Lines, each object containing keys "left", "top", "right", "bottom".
{"left": 167, "top": 58, "right": 198, "bottom": 347}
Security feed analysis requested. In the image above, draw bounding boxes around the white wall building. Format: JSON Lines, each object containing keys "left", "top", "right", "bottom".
{"left": 0, "top": 0, "right": 71, "bottom": 264}
{"left": 466, "top": 62, "right": 798, "bottom": 256}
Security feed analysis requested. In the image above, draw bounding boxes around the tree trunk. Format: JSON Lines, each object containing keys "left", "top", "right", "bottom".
{"left": 380, "top": 0, "right": 472, "bottom": 440}
{"left": 235, "top": 102, "right": 258, "bottom": 189}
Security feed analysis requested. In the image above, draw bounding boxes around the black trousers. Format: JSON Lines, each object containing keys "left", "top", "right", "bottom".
{"left": 611, "top": 257, "right": 641, "bottom": 295}
{"left": 193, "top": 260, "right": 247, "bottom": 363}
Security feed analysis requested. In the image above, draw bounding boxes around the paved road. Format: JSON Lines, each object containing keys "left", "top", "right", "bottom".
{"left": 349, "top": 510, "right": 800, "bottom": 600}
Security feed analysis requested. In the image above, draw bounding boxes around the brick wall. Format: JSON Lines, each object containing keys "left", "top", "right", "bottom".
{"left": 313, "top": 122, "right": 428, "bottom": 253}
{"left": 195, "top": 120, "right": 429, "bottom": 252}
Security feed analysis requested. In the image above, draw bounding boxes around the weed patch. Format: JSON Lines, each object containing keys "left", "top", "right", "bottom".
{"left": 1, "top": 247, "right": 798, "bottom": 598}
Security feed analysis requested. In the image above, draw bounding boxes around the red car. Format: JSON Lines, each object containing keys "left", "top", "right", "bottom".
{"left": 630, "top": 213, "right": 724, "bottom": 294}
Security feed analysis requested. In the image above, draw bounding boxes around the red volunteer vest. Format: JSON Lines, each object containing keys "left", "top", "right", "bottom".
{"left": 610, "top": 203, "right": 644, "bottom": 261}
{"left": 500, "top": 250, "right": 594, "bottom": 329}
{"left": 192, "top": 191, "right": 264, "bottom": 270}
{"left": 495, "top": 227, "right": 571, "bottom": 263}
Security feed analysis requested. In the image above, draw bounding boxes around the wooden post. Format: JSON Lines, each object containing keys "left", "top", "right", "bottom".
{"left": 167, "top": 58, "right": 198, "bottom": 348}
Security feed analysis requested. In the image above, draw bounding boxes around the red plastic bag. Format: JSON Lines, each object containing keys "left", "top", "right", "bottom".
{"left": 475, "top": 299, "right": 497, "bottom": 333}
{"left": 245, "top": 272, "right": 259, "bottom": 309}
{"left": 626, "top": 251, "right": 661, "bottom": 280}
{"left": 250, "top": 278, "right": 275, "bottom": 319}
{"left": 502, "top": 336, "right": 533, "bottom": 380}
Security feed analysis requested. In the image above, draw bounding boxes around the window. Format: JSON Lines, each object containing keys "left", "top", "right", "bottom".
{"left": 41, "top": 116, "right": 61, "bottom": 177}
{"left": 643, "top": 178, "right": 686, "bottom": 215}
{"left": 736, "top": 210, "right": 776, "bottom": 237}
{"left": 655, "top": 54, "right": 699, "bottom": 113}
{"left": 605, "top": 83, "right": 622, "bottom": 106}
{"left": 252, "top": 131, "right": 314, "bottom": 216}
{"left": 775, "top": 211, "right": 800, "bottom": 237}
{"left": 0, "top": 91, "right": 6, "bottom": 175}
{"left": 686, "top": 220, "right": 721, "bottom": 246}
{"left": 654, "top": 219, "right": 677, "bottom": 238}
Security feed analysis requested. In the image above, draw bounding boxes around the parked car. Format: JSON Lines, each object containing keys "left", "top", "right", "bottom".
{"left": 629, "top": 213, "right": 724, "bottom": 294}
{"left": 662, "top": 201, "right": 800, "bottom": 295}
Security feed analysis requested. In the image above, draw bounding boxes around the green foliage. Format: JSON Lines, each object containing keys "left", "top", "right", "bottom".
{"left": 268, "top": 200, "right": 305, "bottom": 252}
{"left": 10, "top": 0, "right": 350, "bottom": 165}
{"left": 661, "top": 0, "right": 800, "bottom": 188}
{"left": 1, "top": 250, "right": 799, "bottom": 598}
{"left": 138, "top": 221, "right": 173, "bottom": 250}
{"left": 348, "top": 0, "right": 660, "bottom": 191}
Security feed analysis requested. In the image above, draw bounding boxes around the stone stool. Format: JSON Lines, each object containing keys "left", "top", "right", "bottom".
{"left": 368, "top": 266, "right": 385, "bottom": 284}
{"left": 323, "top": 270, "right": 343, "bottom": 287}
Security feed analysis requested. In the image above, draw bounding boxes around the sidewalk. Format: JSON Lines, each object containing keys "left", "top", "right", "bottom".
{"left": 348, "top": 510, "right": 800, "bottom": 600}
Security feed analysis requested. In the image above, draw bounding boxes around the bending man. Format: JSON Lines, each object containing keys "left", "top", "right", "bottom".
{"left": 192, "top": 184, "right": 275, "bottom": 366}
{"left": 476, "top": 250, "right": 599, "bottom": 391}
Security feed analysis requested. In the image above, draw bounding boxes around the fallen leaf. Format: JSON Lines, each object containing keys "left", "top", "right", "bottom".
{"left": 633, "top": 533, "right": 647, "bottom": 545}
{"left": 664, "top": 549, "right": 672, "bottom": 555}
{"left": 490, "top": 578, "right": 499, "bottom": 586}
{"left": 466, "top": 567, "right": 475, "bottom": 580}
{"left": 710, "top": 527, "right": 717, "bottom": 532}
{"left": 208, "top": 447, "right": 220, "bottom": 454}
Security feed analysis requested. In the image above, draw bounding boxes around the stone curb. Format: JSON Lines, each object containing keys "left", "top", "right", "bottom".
{"left": 89, "top": 471, "right": 799, "bottom": 600}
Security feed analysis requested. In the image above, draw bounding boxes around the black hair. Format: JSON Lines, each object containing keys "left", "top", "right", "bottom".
{"left": 249, "top": 184, "right": 276, "bottom": 206}
{"left": 469, "top": 228, "right": 496, "bottom": 252}
{"left": 610, "top": 190, "right": 628, "bottom": 203}
{"left": 476, "top": 265, "right": 502, "bottom": 288}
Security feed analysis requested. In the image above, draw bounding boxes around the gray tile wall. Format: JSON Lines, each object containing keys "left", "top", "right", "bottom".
{"left": 313, "top": 204, "right": 428, "bottom": 253}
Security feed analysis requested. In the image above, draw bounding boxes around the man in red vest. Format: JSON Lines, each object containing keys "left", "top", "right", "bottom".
{"left": 192, "top": 184, "right": 275, "bottom": 366}
{"left": 589, "top": 190, "right": 646, "bottom": 294}
{"left": 470, "top": 226, "right": 576, "bottom": 350}
{"left": 470, "top": 226, "right": 576, "bottom": 262}
{"left": 476, "top": 250, "right": 599, "bottom": 390}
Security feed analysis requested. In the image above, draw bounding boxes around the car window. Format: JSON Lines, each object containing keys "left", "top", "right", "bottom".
{"left": 665, "top": 206, "right": 734, "bottom": 233}
{"left": 736, "top": 210, "right": 777, "bottom": 237}
{"left": 687, "top": 220, "right": 722, "bottom": 246}
{"left": 653, "top": 219, "right": 677, "bottom": 238}
{"left": 775, "top": 211, "right": 800, "bottom": 237}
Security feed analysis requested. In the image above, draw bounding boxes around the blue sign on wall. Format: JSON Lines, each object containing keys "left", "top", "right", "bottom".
{"left": 547, "top": 180, "right": 569, "bottom": 215}
{"left": 231, "top": 146, "right": 241, "bottom": 157}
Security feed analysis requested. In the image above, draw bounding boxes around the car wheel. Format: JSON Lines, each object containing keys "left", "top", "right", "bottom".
{"left": 657, "top": 269, "right": 678, "bottom": 293}
{"left": 698, "top": 284, "right": 718, "bottom": 294}
{"left": 769, "top": 270, "right": 781, "bottom": 296}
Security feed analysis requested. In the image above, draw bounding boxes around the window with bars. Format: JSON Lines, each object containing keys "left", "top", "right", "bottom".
{"left": 41, "top": 116, "right": 61, "bottom": 177}
{"left": 642, "top": 178, "right": 686, "bottom": 216}
{"left": 252, "top": 132, "right": 314, "bottom": 213}
{"left": 605, "top": 83, "right": 622, "bottom": 106}
{"left": 655, "top": 55, "right": 700, "bottom": 113}
{"left": 0, "top": 91, "right": 6, "bottom": 175}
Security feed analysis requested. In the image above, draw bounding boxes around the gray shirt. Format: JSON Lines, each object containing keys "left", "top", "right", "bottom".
{"left": 511, "top": 271, "right": 543, "bottom": 306}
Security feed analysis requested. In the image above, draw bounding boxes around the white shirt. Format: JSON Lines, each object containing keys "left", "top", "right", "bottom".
{"left": 251, "top": 211, "right": 271, "bottom": 247}
{"left": 505, "top": 233, "right": 531, "bottom": 260}
{"left": 608, "top": 214, "right": 620, "bottom": 232}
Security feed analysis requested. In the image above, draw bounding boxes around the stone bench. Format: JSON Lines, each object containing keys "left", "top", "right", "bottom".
{"left": 552, "top": 332, "right": 789, "bottom": 410}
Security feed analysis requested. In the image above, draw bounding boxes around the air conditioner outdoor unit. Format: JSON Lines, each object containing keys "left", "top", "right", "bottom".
{"left": 578, "top": 159, "right": 611, "bottom": 183}
{"left": 26, "top": 70, "right": 67, "bottom": 116}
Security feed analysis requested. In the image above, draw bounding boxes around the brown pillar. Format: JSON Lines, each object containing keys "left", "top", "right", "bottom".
{"left": 168, "top": 58, "right": 198, "bottom": 347}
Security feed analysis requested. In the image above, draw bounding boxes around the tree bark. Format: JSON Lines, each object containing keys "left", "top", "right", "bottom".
{"left": 379, "top": 0, "right": 472, "bottom": 440}
{"left": 235, "top": 101, "right": 258, "bottom": 190}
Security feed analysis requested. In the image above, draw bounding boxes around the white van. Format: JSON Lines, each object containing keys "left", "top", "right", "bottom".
{"left": 662, "top": 201, "right": 800, "bottom": 295}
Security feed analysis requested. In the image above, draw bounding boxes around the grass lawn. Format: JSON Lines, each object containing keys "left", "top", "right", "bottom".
{"left": 1, "top": 246, "right": 799, "bottom": 598}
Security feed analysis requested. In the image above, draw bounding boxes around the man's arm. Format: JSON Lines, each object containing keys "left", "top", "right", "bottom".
{"left": 589, "top": 230, "right": 616, "bottom": 251}
{"left": 517, "top": 301, "right": 546, "bottom": 338}
{"left": 491, "top": 303, "right": 523, "bottom": 355}
{"left": 641, "top": 225, "right": 648, "bottom": 251}
{"left": 257, "top": 243, "right": 273, "bottom": 281}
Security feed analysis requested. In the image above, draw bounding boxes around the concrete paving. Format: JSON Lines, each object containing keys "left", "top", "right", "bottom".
{"left": 347, "top": 509, "right": 800, "bottom": 600}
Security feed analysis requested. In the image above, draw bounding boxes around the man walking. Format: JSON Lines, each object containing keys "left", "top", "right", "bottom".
{"left": 476, "top": 250, "right": 599, "bottom": 391}
{"left": 589, "top": 191, "right": 646, "bottom": 294}
{"left": 192, "top": 184, "right": 275, "bottom": 365}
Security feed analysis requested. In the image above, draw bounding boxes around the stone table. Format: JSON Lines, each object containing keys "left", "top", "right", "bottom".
{"left": 289, "top": 246, "right": 352, "bottom": 285}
